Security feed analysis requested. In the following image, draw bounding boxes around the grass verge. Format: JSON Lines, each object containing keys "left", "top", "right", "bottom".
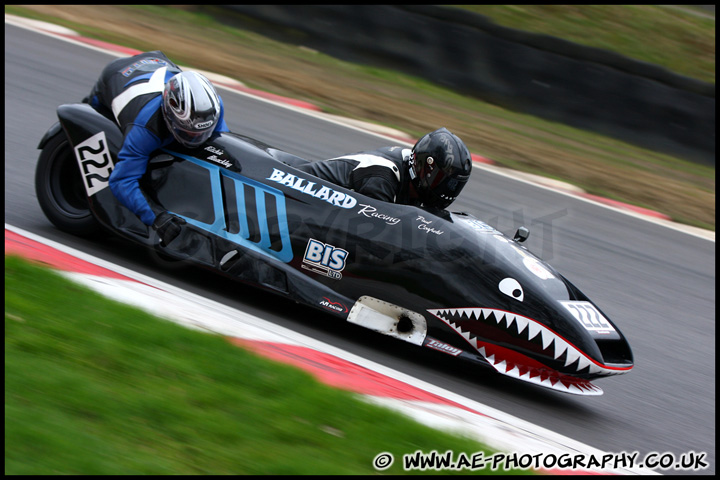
{"left": 453, "top": 5, "right": 715, "bottom": 84}
{"left": 5, "top": 255, "right": 526, "bottom": 475}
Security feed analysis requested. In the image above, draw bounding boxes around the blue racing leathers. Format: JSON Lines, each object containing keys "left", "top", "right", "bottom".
{"left": 87, "top": 50, "right": 228, "bottom": 225}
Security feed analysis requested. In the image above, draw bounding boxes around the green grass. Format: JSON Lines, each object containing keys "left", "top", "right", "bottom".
{"left": 5, "top": 255, "right": 527, "bottom": 475}
{"left": 452, "top": 5, "right": 715, "bottom": 84}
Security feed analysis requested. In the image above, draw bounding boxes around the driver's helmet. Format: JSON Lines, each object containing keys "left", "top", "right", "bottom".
{"left": 162, "top": 71, "right": 221, "bottom": 148}
{"left": 409, "top": 128, "right": 472, "bottom": 209}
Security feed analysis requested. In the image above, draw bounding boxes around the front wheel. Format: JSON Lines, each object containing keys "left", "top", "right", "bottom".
{"left": 35, "top": 131, "right": 101, "bottom": 236}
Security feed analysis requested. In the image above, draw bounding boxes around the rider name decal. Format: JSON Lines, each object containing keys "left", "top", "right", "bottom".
{"left": 416, "top": 215, "right": 444, "bottom": 235}
{"left": 204, "top": 146, "right": 225, "bottom": 155}
{"left": 73, "top": 131, "right": 115, "bottom": 197}
{"left": 206, "top": 155, "right": 232, "bottom": 168}
{"left": 302, "top": 238, "right": 348, "bottom": 280}
{"left": 203, "top": 146, "right": 232, "bottom": 168}
{"left": 267, "top": 168, "right": 357, "bottom": 209}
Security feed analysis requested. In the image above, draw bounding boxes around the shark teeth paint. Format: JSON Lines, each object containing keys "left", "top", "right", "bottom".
{"left": 427, "top": 307, "right": 631, "bottom": 396}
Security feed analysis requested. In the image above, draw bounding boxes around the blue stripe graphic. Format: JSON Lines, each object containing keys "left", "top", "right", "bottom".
{"left": 162, "top": 149, "right": 293, "bottom": 263}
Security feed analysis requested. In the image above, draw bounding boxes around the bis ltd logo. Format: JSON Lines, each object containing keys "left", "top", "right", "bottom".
{"left": 302, "top": 239, "right": 348, "bottom": 280}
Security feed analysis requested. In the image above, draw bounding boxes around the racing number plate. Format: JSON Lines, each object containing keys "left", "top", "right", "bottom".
{"left": 74, "top": 131, "right": 115, "bottom": 197}
{"left": 561, "top": 301, "right": 617, "bottom": 335}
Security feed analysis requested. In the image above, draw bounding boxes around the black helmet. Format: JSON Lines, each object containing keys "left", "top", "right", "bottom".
{"left": 162, "top": 71, "right": 221, "bottom": 148}
{"left": 409, "top": 128, "right": 472, "bottom": 209}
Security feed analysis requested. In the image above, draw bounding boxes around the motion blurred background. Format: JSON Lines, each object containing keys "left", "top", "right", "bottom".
{"left": 7, "top": 5, "right": 715, "bottom": 229}
{"left": 5, "top": 6, "right": 716, "bottom": 475}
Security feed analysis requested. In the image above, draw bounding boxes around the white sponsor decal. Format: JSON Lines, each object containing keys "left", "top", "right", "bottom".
{"left": 357, "top": 204, "right": 401, "bottom": 225}
{"left": 425, "top": 338, "right": 463, "bottom": 356}
{"left": 561, "top": 301, "right": 616, "bottom": 334}
{"left": 302, "top": 239, "right": 348, "bottom": 280}
{"left": 319, "top": 297, "right": 348, "bottom": 313}
{"left": 461, "top": 218, "right": 501, "bottom": 235}
{"left": 73, "top": 131, "right": 115, "bottom": 197}
{"left": 267, "top": 168, "right": 357, "bottom": 209}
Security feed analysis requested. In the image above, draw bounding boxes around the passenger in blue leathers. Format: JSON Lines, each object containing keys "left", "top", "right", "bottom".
{"left": 86, "top": 50, "right": 229, "bottom": 246}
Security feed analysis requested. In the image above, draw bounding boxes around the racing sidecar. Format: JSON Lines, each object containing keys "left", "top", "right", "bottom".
{"left": 35, "top": 103, "right": 633, "bottom": 395}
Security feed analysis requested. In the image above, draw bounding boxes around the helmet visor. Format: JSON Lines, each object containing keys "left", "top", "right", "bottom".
{"left": 169, "top": 124, "right": 213, "bottom": 148}
{"left": 418, "top": 171, "right": 470, "bottom": 209}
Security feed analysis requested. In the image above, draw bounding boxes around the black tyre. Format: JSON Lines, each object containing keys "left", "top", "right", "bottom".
{"left": 35, "top": 131, "right": 101, "bottom": 236}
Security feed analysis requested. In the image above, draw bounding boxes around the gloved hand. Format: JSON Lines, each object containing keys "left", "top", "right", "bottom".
{"left": 152, "top": 211, "right": 186, "bottom": 246}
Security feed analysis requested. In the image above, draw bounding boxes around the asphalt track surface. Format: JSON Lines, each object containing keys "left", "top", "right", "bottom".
{"left": 5, "top": 23, "right": 715, "bottom": 475}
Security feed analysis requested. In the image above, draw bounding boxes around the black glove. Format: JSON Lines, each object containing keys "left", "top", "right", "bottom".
{"left": 152, "top": 212, "right": 186, "bottom": 246}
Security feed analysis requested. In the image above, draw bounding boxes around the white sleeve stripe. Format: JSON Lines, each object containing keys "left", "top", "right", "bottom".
{"left": 111, "top": 67, "right": 168, "bottom": 122}
{"left": 326, "top": 154, "right": 401, "bottom": 182}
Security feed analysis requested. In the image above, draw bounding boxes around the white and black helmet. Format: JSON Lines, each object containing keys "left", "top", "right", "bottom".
{"left": 162, "top": 71, "right": 221, "bottom": 148}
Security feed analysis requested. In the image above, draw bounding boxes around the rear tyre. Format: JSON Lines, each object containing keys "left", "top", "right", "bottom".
{"left": 35, "top": 131, "right": 101, "bottom": 236}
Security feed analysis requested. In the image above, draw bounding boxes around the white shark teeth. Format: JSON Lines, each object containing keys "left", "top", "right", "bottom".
{"left": 554, "top": 336, "right": 569, "bottom": 360}
{"left": 526, "top": 320, "right": 542, "bottom": 342}
{"left": 514, "top": 314, "right": 528, "bottom": 335}
{"left": 458, "top": 328, "right": 478, "bottom": 349}
{"left": 489, "top": 360, "right": 604, "bottom": 396}
{"left": 540, "top": 328, "right": 554, "bottom": 350}
{"left": 427, "top": 307, "right": 625, "bottom": 379}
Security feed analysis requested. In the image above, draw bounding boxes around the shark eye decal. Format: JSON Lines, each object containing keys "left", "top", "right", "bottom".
{"left": 499, "top": 278, "right": 524, "bottom": 302}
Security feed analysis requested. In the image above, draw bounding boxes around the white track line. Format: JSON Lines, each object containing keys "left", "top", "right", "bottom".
{"left": 6, "top": 224, "right": 658, "bottom": 474}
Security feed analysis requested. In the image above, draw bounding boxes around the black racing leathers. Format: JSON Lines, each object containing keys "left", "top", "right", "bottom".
{"left": 297, "top": 146, "right": 416, "bottom": 205}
